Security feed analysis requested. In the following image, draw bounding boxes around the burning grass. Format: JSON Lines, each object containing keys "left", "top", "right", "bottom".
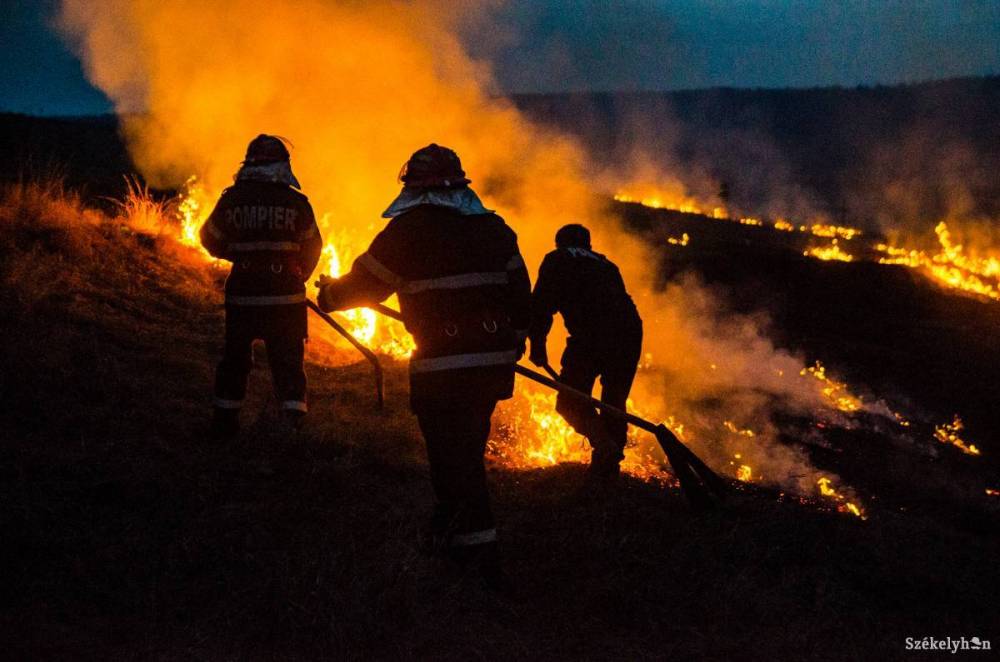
{"left": 3, "top": 180, "right": 999, "bottom": 658}
{"left": 616, "top": 187, "right": 1000, "bottom": 302}
{"left": 23, "top": 175, "right": 988, "bottom": 525}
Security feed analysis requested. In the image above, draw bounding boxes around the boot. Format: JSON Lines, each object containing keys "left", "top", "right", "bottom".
{"left": 210, "top": 407, "right": 240, "bottom": 440}
{"left": 587, "top": 442, "right": 623, "bottom": 484}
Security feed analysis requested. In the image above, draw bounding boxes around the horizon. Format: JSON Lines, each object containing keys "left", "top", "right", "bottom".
{"left": 4, "top": 73, "right": 998, "bottom": 119}
{"left": 2, "top": 1, "right": 998, "bottom": 116}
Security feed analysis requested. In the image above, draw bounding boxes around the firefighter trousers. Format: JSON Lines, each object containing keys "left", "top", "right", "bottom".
{"left": 555, "top": 335, "right": 642, "bottom": 461}
{"left": 415, "top": 399, "right": 498, "bottom": 547}
{"left": 214, "top": 304, "right": 308, "bottom": 414}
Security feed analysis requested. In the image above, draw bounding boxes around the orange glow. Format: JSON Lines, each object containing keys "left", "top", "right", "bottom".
{"left": 809, "top": 223, "right": 861, "bottom": 240}
{"left": 490, "top": 383, "right": 677, "bottom": 484}
{"left": 817, "top": 477, "right": 866, "bottom": 519}
{"left": 723, "top": 420, "right": 756, "bottom": 437}
{"left": 68, "top": 2, "right": 967, "bottom": 519}
{"left": 800, "top": 361, "right": 863, "bottom": 412}
{"left": 876, "top": 222, "right": 999, "bottom": 301}
{"left": 614, "top": 191, "right": 714, "bottom": 216}
{"left": 615, "top": 187, "right": 999, "bottom": 301}
{"left": 933, "top": 415, "right": 981, "bottom": 456}
{"left": 804, "top": 239, "right": 854, "bottom": 262}
{"left": 667, "top": 232, "right": 690, "bottom": 246}
{"left": 614, "top": 187, "right": 864, "bottom": 244}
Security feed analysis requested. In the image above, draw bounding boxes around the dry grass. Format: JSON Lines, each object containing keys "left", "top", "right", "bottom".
{"left": 1, "top": 183, "right": 998, "bottom": 660}
{"left": 106, "top": 175, "right": 177, "bottom": 236}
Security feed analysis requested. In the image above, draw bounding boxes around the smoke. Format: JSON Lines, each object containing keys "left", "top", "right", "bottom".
{"left": 457, "top": 0, "right": 682, "bottom": 94}
{"left": 59, "top": 0, "right": 871, "bottom": 501}
{"left": 526, "top": 80, "right": 1000, "bottom": 252}
{"left": 57, "top": 0, "right": 596, "bottom": 263}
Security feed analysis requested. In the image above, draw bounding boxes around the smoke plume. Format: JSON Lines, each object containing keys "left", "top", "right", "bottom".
{"left": 59, "top": 0, "right": 877, "bottom": 503}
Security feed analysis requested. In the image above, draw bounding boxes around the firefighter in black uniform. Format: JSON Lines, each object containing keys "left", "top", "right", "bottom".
{"left": 200, "top": 134, "right": 323, "bottom": 437}
{"left": 316, "top": 144, "right": 530, "bottom": 585}
{"left": 528, "top": 224, "right": 643, "bottom": 479}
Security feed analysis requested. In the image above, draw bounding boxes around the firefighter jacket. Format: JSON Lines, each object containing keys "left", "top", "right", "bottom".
{"left": 318, "top": 203, "right": 531, "bottom": 406}
{"left": 530, "top": 247, "right": 642, "bottom": 351}
{"left": 200, "top": 180, "right": 322, "bottom": 309}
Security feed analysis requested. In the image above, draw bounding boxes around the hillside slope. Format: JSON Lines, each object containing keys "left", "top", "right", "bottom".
{"left": 1, "top": 183, "right": 998, "bottom": 660}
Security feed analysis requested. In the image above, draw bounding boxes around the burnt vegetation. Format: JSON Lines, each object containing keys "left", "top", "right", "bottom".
{"left": 2, "top": 80, "right": 1000, "bottom": 659}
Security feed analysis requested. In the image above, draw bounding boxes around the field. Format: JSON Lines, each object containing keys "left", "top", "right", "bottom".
{"left": 1, "top": 110, "right": 999, "bottom": 659}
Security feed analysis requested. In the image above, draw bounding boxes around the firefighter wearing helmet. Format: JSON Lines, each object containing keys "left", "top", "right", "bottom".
{"left": 200, "top": 134, "right": 323, "bottom": 437}
{"left": 316, "top": 144, "right": 531, "bottom": 588}
{"left": 529, "top": 223, "right": 643, "bottom": 481}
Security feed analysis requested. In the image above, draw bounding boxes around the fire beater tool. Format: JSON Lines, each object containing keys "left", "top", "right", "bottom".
{"left": 363, "top": 302, "right": 727, "bottom": 506}
{"left": 306, "top": 299, "right": 384, "bottom": 409}
{"left": 540, "top": 363, "right": 561, "bottom": 382}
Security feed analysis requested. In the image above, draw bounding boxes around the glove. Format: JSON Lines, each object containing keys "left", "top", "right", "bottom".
{"left": 314, "top": 273, "right": 341, "bottom": 312}
{"left": 314, "top": 273, "right": 336, "bottom": 289}
{"left": 528, "top": 340, "right": 548, "bottom": 368}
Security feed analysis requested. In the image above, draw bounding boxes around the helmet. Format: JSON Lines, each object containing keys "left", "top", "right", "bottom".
{"left": 244, "top": 134, "right": 291, "bottom": 164}
{"left": 555, "top": 223, "right": 591, "bottom": 249}
{"left": 398, "top": 143, "right": 470, "bottom": 189}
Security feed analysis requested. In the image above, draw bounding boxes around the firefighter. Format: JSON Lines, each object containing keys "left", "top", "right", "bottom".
{"left": 200, "top": 134, "right": 322, "bottom": 437}
{"left": 316, "top": 144, "right": 530, "bottom": 587}
{"left": 528, "top": 224, "right": 643, "bottom": 480}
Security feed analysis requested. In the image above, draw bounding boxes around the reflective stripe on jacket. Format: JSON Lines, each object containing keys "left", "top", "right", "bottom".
{"left": 200, "top": 180, "right": 322, "bottom": 306}
{"left": 319, "top": 203, "right": 531, "bottom": 404}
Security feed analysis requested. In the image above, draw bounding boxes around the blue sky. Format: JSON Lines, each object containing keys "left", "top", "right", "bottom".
{"left": 2, "top": 0, "right": 998, "bottom": 115}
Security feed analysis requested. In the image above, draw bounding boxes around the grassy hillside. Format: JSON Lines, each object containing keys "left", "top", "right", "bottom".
{"left": 1, "top": 182, "right": 999, "bottom": 660}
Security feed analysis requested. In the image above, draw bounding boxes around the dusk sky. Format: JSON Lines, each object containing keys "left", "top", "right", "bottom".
{"left": 2, "top": 0, "right": 998, "bottom": 115}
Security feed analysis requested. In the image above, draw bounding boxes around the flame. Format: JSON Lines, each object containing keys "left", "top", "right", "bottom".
{"left": 667, "top": 232, "right": 689, "bottom": 246}
{"left": 172, "top": 176, "right": 216, "bottom": 260}
{"left": 67, "top": 2, "right": 989, "bottom": 520}
{"left": 723, "top": 420, "right": 756, "bottom": 437}
{"left": 986, "top": 488, "right": 999, "bottom": 497}
{"left": 169, "top": 182, "right": 681, "bottom": 485}
{"left": 489, "top": 382, "right": 677, "bottom": 484}
{"left": 816, "top": 477, "right": 866, "bottom": 519}
{"left": 809, "top": 223, "right": 861, "bottom": 240}
{"left": 156, "top": 185, "right": 889, "bottom": 519}
{"left": 877, "top": 222, "right": 999, "bottom": 301}
{"left": 800, "top": 361, "right": 863, "bottom": 412}
{"left": 615, "top": 188, "right": 863, "bottom": 243}
{"left": 615, "top": 188, "right": 999, "bottom": 301}
{"left": 933, "top": 415, "right": 980, "bottom": 456}
{"left": 614, "top": 191, "right": 715, "bottom": 216}
{"left": 804, "top": 239, "right": 854, "bottom": 262}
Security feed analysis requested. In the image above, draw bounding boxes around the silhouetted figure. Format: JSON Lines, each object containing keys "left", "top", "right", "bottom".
{"left": 316, "top": 144, "right": 530, "bottom": 590}
{"left": 201, "top": 134, "right": 322, "bottom": 437}
{"left": 529, "top": 224, "right": 643, "bottom": 480}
